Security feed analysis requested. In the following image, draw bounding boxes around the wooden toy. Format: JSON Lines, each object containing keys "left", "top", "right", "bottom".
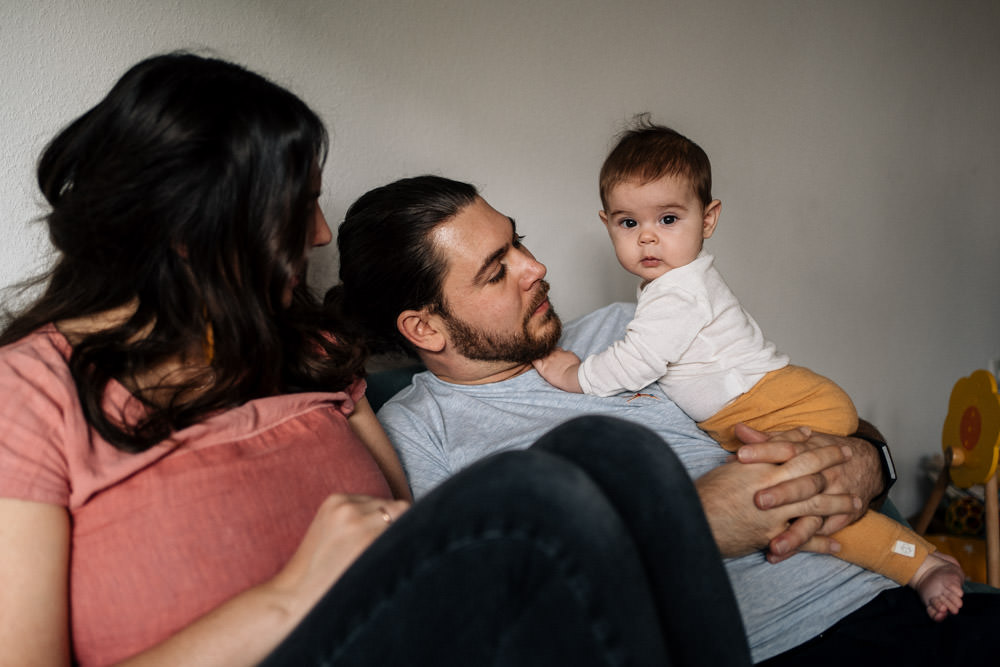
{"left": 914, "top": 370, "right": 1000, "bottom": 585}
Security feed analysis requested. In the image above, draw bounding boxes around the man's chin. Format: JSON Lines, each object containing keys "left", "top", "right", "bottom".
{"left": 530, "top": 309, "right": 562, "bottom": 356}
{"left": 441, "top": 303, "right": 562, "bottom": 365}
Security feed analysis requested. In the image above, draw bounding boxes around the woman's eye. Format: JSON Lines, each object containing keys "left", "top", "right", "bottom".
{"left": 659, "top": 215, "right": 677, "bottom": 225}
{"left": 619, "top": 218, "right": 637, "bottom": 229}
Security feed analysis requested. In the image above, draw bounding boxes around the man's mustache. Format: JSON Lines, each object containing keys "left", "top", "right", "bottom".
{"left": 529, "top": 281, "right": 551, "bottom": 313}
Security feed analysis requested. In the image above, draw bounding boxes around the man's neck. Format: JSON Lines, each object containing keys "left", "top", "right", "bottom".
{"left": 422, "top": 355, "right": 534, "bottom": 386}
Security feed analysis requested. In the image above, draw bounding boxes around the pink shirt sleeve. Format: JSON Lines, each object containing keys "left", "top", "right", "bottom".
{"left": 0, "top": 330, "right": 76, "bottom": 505}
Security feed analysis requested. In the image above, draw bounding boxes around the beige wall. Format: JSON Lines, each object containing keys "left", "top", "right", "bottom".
{"left": 2, "top": 0, "right": 999, "bottom": 514}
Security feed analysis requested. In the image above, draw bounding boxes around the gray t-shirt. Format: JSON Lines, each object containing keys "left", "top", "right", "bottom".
{"left": 378, "top": 302, "right": 895, "bottom": 662}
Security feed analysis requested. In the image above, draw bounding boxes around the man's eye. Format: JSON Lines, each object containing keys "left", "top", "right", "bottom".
{"left": 487, "top": 264, "right": 507, "bottom": 284}
{"left": 659, "top": 215, "right": 677, "bottom": 225}
{"left": 619, "top": 218, "right": 637, "bottom": 229}
{"left": 513, "top": 233, "right": 526, "bottom": 247}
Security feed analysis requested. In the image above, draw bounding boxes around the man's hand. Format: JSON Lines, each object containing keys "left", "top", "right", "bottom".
{"left": 733, "top": 423, "right": 883, "bottom": 561}
{"left": 695, "top": 439, "right": 861, "bottom": 559}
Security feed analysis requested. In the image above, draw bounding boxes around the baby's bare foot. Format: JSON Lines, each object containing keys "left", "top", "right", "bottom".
{"left": 910, "top": 552, "right": 964, "bottom": 621}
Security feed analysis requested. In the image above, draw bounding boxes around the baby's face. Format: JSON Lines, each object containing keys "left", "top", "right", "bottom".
{"left": 600, "top": 174, "right": 719, "bottom": 285}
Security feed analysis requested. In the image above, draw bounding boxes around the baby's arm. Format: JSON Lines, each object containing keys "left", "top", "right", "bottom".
{"left": 532, "top": 347, "right": 584, "bottom": 393}
{"left": 348, "top": 396, "right": 414, "bottom": 501}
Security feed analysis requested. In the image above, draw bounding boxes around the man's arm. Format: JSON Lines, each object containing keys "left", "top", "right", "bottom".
{"left": 693, "top": 439, "right": 861, "bottom": 558}
{"left": 733, "top": 421, "right": 886, "bottom": 561}
{"left": 377, "top": 403, "right": 454, "bottom": 499}
{"left": 849, "top": 419, "right": 894, "bottom": 509}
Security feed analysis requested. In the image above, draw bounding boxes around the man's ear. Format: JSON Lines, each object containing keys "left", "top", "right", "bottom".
{"left": 702, "top": 199, "right": 722, "bottom": 239}
{"left": 397, "top": 308, "right": 446, "bottom": 353}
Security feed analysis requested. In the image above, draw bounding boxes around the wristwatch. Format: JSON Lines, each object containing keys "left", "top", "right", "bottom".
{"left": 854, "top": 428, "right": 897, "bottom": 505}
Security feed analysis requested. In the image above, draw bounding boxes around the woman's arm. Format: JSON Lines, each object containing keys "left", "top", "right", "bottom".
{"left": 116, "top": 494, "right": 409, "bottom": 666}
{"left": 0, "top": 498, "right": 71, "bottom": 667}
{"left": 0, "top": 494, "right": 408, "bottom": 667}
{"left": 348, "top": 396, "right": 414, "bottom": 501}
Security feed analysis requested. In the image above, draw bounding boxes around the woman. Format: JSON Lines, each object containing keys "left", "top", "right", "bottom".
{"left": 0, "top": 52, "right": 750, "bottom": 666}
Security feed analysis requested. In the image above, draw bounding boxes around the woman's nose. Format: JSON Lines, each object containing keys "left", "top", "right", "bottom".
{"left": 312, "top": 205, "right": 333, "bottom": 247}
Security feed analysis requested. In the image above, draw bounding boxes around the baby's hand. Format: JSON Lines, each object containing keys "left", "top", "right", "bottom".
{"left": 532, "top": 347, "right": 584, "bottom": 393}
{"left": 911, "top": 551, "right": 965, "bottom": 621}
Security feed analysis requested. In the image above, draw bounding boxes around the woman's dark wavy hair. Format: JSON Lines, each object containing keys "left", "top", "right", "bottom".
{"left": 328, "top": 175, "right": 478, "bottom": 356}
{"left": 0, "top": 52, "right": 367, "bottom": 453}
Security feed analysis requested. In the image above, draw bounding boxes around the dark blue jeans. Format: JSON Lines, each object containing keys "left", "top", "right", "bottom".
{"left": 261, "top": 416, "right": 751, "bottom": 666}
{"left": 760, "top": 586, "right": 1000, "bottom": 665}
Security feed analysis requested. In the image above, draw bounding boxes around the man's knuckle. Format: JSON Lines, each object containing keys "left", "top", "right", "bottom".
{"left": 807, "top": 473, "right": 825, "bottom": 494}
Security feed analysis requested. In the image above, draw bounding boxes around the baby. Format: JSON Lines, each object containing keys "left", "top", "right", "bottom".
{"left": 533, "top": 116, "right": 964, "bottom": 620}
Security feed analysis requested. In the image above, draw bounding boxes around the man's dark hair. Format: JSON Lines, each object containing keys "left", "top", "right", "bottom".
{"left": 329, "top": 175, "right": 478, "bottom": 355}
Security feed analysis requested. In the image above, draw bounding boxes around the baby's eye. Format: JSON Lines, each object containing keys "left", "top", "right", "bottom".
{"left": 619, "top": 218, "right": 638, "bottom": 229}
{"left": 659, "top": 215, "right": 677, "bottom": 225}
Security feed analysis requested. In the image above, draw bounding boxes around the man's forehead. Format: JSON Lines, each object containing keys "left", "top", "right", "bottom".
{"left": 432, "top": 199, "right": 514, "bottom": 253}
{"left": 430, "top": 198, "right": 514, "bottom": 283}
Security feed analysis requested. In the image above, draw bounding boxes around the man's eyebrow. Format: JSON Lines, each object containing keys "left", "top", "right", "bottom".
{"left": 472, "top": 217, "right": 517, "bottom": 285}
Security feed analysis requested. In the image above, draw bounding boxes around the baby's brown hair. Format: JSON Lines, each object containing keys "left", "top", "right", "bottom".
{"left": 599, "top": 114, "right": 713, "bottom": 210}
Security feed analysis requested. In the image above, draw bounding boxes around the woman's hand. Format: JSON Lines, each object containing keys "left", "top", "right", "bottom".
{"left": 267, "top": 494, "right": 411, "bottom": 617}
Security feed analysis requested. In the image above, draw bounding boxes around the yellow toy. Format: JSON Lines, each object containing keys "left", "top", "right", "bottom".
{"left": 916, "top": 370, "right": 1000, "bottom": 584}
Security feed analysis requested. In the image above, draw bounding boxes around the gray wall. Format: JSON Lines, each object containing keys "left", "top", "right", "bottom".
{"left": 2, "top": 0, "right": 999, "bottom": 515}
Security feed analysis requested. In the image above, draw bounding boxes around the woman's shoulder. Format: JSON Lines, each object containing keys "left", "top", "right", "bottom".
{"left": 0, "top": 325, "right": 78, "bottom": 506}
{"left": 0, "top": 326, "right": 77, "bottom": 408}
{"left": 0, "top": 324, "right": 72, "bottom": 377}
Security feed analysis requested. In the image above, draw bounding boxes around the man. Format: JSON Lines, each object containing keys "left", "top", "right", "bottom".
{"left": 332, "top": 175, "right": 997, "bottom": 664}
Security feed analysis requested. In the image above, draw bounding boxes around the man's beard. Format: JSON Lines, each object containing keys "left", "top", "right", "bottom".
{"left": 440, "top": 283, "right": 562, "bottom": 364}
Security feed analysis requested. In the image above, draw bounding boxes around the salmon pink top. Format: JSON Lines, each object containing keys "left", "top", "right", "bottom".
{"left": 0, "top": 325, "right": 391, "bottom": 666}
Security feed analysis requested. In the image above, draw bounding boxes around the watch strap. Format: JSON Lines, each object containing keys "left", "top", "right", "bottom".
{"left": 853, "top": 420, "right": 896, "bottom": 507}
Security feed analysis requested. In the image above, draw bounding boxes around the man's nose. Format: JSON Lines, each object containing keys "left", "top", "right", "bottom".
{"left": 517, "top": 250, "right": 547, "bottom": 288}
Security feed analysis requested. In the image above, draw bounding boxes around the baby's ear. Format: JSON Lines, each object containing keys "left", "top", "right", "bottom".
{"left": 598, "top": 210, "right": 609, "bottom": 225}
{"left": 702, "top": 200, "right": 722, "bottom": 239}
